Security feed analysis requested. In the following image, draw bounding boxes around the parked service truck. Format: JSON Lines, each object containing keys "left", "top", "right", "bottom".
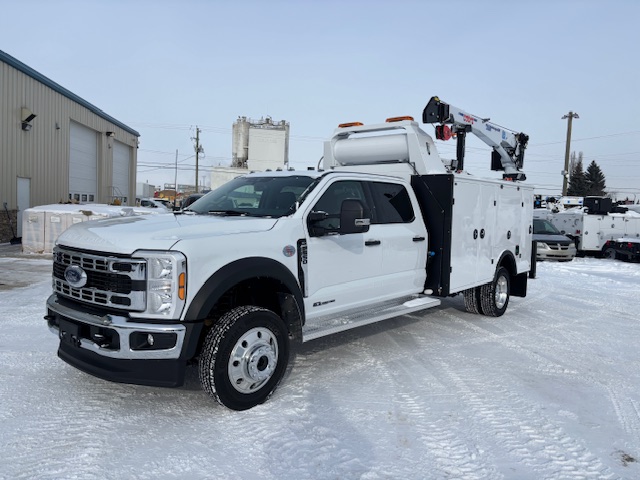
{"left": 46, "top": 97, "right": 534, "bottom": 410}
{"left": 533, "top": 196, "right": 640, "bottom": 256}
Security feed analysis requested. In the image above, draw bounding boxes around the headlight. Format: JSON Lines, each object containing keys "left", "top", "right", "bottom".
{"left": 537, "top": 242, "right": 549, "bottom": 250}
{"left": 130, "top": 251, "right": 187, "bottom": 320}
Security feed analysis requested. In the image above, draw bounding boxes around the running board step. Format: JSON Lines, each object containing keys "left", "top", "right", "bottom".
{"left": 302, "top": 295, "right": 441, "bottom": 342}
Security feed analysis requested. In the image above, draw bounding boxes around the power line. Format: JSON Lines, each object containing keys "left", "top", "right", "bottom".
{"left": 530, "top": 130, "right": 640, "bottom": 147}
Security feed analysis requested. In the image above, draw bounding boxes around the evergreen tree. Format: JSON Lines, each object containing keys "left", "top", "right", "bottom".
{"left": 584, "top": 160, "right": 606, "bottom": 196}
{"left": 567, "top": 154, "right": 587, "bottom": 196}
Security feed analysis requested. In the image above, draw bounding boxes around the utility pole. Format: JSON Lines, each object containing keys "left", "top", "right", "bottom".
{"left": 194, "top": 127, "right": 201, "bottom": 193}
{"left": 561, "top": 111, "right": 579, "bottom": 196}
{"left": 174, "top": 149, "right": 178, "bottom": 201}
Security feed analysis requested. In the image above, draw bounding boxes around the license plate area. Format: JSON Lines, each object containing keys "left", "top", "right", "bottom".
{"left": 59, "top": 318, "right": 81, "bottom": 348}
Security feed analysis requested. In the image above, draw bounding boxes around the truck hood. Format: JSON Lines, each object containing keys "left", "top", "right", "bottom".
{"left": 533, "top": 233, "right": 573, "bottom": 246}
{"left": 56, "top": 213, "right": 279, "bottom": 255}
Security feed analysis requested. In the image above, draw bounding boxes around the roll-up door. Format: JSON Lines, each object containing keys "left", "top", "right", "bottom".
{"left": 69, "top": 122, "right": 97, "bottom": 203}
{"left": 112, "top": 141, "right": 130, "bottom": 205}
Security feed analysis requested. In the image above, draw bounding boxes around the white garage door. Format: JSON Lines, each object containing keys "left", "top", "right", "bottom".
{"left": 69, "top": 122, "right": 97, "bottom": 203}
{"left": 112, "top": 141, "right": 130, "bottom": 205}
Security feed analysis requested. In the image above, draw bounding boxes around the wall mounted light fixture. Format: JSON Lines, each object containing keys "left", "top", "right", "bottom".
{"left": 21, "top": 107, "right": 37, "bottom": 131}
{"left": 106, "top": 131, "right": 115, "bottom": 138}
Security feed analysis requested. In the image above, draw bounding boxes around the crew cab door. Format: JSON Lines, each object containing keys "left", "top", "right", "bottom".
{"left": 302, "top": 180, "right": 384, "bottom": 318}
{"left": 368, "top": 182, "right": 428, "bottom": 297}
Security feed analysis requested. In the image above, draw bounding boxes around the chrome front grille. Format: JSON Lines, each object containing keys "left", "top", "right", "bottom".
{"left": 53, "top": 247, "right": 146, "bottom": 311}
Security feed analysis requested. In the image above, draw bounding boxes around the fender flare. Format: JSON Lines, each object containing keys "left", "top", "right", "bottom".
{"left": 496, "top": 250, "right": 517, "bottom": 274}
{"left": 184, "top": 257, "right": 305, "bottom": 324}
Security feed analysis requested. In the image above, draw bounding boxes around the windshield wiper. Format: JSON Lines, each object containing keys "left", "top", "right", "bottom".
{"left": 207, "top": 210, "right": 273, "bottom": 217}
{"left": 208, "top": 210, "right": 248, "bottom": 216}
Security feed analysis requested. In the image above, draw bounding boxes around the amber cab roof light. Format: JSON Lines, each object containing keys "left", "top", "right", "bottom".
{"left": 338, "top": 122, "right": 364, "bottom": 128}
{"left": 386, "top": 116, "right": 414, "bottom": 123}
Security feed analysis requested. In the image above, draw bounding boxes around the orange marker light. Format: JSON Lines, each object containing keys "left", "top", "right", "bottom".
{"left": 386, "top": 116, "right": 414, "bottom": 123}
{"left": 178, "top": 272, "right": 186, "bottom": 300}
{"left": 338, "top": 122, "right": 364, "bottom": 128}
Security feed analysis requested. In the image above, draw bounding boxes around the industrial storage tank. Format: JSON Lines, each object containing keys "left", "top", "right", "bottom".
{"left": 231, "top": 116, "right": 289, "bottom": 171}
{"left": 232, "top": 116, "right": 250, "bottom": 168}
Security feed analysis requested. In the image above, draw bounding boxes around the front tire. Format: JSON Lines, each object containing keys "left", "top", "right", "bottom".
{"left": 480, "top": 267, "right": 510, "bottom": 317}
{"left": 603, "top": 247, "right": 617, "bottom": 260}
{"left": 199, "top": 306, "right": 290, "bottom": 411}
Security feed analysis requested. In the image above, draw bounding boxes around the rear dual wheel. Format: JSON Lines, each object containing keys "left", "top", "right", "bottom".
{"left": 463, "top": 287, "right": 483, "bottom": 315}
{"left": 464, "top": 267, "right": 510, "bottom": 317}
{"left": 480, "top": 267, "right": 510, "bottom": 317}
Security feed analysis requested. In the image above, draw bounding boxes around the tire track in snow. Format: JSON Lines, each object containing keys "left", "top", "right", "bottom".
{"left": 352, "top": 331, "right": 501, "bottom": 480}
{"left": 504, "top": 288, "right": 640, "bottom": 450}
{"left": 438, "top": 291, "right": 640, "bottom": 454}
{"left": 250, "top": 350, "right": 371, "bottom": 480}
{"left": 430, "top": 359, "right": 616, "bottom": 479}
{"left": 405, "top": 290, "right": 630, "bottom": 478}
{"left": 4, "top": 379, "right": 119, "bottom": 480}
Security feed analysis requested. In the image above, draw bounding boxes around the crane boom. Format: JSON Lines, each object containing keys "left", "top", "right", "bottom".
{"left": 422, "top": 96, "right": 529, "bottom": 181}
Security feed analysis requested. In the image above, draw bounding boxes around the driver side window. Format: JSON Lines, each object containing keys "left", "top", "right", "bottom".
{"left": 309, "top": 181, "right": 369, "bottom": 233}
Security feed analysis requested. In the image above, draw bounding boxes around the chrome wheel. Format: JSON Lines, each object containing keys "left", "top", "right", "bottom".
{"left": 480, "top": 266, "right": 510, "bottom": 317}
{"left": 228, "top": 327, "right": 279, "bottom": 394}
{"left": 199, "top": 305, "right": 290, "bottom": 410}
{"left": 495, "top": 274, "right": 509, "bottom": 310}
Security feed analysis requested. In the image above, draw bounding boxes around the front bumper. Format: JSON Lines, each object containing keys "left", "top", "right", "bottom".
{"left": 46, "top": 294, "right": 201, "bottom": 387}
{"left": 537, "top": 244, "right": 576, "bottom": 261}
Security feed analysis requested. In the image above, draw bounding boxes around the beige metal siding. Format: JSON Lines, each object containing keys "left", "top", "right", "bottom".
{"left": 112, "top": 140, "right": 131, "bottom": 204}
{"left": 1, "top": 59, "right": 138, "bottom": 212}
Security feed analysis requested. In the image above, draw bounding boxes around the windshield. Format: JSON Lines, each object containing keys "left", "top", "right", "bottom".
{"left": 188, "top": 175, "right": 317, "bottom": 217}
{"left": 533, "top": 218, "right": 560, "bottom": 235}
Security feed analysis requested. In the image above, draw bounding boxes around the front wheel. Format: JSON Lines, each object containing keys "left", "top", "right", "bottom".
{"left": 480, "top": 267, "right": 510, "bottom": 317}
{"left": 199, "top": 306, "right": 290, "bottom": 411}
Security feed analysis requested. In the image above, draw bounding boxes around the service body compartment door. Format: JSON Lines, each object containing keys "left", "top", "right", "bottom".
{"left": 449, "top": 178, "right": 497, "bottom": 292}
{"left": 494, "top": 184, "right": 524, "bottom": 264}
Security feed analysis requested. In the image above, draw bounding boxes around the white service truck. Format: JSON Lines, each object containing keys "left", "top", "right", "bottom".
{"left": 533, "top": 196, "right": 640, "bottom": 256}
{"left": 46, "top": 97, "right": 534, "bottom": 410}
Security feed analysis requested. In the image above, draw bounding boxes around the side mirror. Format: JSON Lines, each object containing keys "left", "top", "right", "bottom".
{"left": 308, "top": 210, "right": 329, "bottom": 237}
{"left": 340, "top": 199, "right": 370, "bottom": 234}
{"left": 308, "top": 211, "right": 328, "bottom": 223}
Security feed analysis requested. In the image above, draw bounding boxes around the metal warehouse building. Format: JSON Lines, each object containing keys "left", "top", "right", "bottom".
{"left": 0, "top": 49, "right": 139, "bottom": 243}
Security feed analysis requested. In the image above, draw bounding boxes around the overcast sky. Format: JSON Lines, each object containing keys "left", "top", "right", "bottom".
{"left": 2, "top": 1, "right": 639, "bottom": 199}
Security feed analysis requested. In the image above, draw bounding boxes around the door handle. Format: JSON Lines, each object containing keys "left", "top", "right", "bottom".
{"left": 365, "top": 240, "right": 381, "bottom": 246}
{"left": 413, "top": 236, "right": 426, "bottom": 242}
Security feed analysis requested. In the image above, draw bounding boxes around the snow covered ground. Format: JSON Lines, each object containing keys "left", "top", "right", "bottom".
{"left": 1, "top": 250, "right": 639, "bottom": 480}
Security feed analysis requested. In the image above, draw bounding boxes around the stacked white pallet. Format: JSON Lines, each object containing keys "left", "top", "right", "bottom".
{"left": 22, "top": 204, "right": 168, "bottom": 254}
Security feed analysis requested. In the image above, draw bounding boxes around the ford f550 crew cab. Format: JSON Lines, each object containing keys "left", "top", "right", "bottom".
{"left": 46, "top": 97, "right": 534, "bottom": 410}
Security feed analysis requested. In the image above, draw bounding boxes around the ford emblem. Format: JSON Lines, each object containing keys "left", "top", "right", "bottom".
{"left": 64, "top": 265, "right": 88, "bottom": 288}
